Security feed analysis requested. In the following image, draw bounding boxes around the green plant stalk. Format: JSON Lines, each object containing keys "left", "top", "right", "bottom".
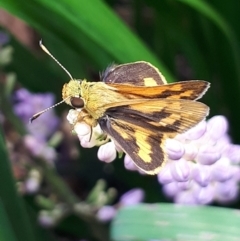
{"left": 35, "top": 158, "right": 110, "bottom": 241}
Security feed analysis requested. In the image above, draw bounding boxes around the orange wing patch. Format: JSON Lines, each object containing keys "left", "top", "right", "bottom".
{"left": 109, "top": 80, "right": 210, "bottom": 100}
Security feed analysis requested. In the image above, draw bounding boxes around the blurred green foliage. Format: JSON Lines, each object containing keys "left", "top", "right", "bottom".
{"left": 112, "top": 204, "right": 240, "bottom": 240}
{"left": 0, "top": 0, "right": 240, "bottom": 240}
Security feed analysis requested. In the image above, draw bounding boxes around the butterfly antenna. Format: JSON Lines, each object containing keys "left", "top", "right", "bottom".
{"left": 29, "top": 96, "right": 70, "bottom": 123}
{"left": 39, "top": 39, "right": 73, "bottom": 80}
{"left": 30, "top": 41, "right": 74, "bottom": 123}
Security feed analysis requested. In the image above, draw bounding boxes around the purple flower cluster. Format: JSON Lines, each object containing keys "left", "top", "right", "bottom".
{"left": 13, "top": 88, "right": 59, "bottom": 163}
{"left": 158, "top": 116, "right": 240, "bottom": 204}
{"left": 67, "top": 110, "right": 240, "bottom": 204}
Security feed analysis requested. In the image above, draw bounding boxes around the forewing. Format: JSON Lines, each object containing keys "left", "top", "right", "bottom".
{"left": 99, "top": 98, "right": 209, "bottom": 174}
{"left": 101, "top": 61, "right": 167, "bottom": 86}
{"left": 108, "top": 80, "right": 210, "bottom": 100}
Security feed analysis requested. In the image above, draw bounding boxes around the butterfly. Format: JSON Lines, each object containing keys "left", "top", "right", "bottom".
{"left": 31, "top": 43, "right": 210, "bottom": 175}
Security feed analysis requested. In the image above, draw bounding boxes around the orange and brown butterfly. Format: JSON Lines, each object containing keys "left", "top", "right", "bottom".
{"left": 31, "top": 42, "right": 210, "bottom": 175}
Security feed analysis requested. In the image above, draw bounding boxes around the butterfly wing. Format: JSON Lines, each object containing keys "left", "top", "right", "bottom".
{"left": 99, "top": 99, "right": 209, "bottom": 174}
{"left": 99, "top": 117, "right": 167, "bottom": 174}
{"left": 101, "top": 61, "right": 167, "bottom": 86}
{"left": 108, "top": 80, "right": 210, "bottom": 101}
{"left": 101, "top": 62, "right": 210, "bottom": 101}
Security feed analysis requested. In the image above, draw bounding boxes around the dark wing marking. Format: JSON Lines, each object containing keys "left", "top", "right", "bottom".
{"left": 100, "top": 61, "right": 167, "bottom": 86}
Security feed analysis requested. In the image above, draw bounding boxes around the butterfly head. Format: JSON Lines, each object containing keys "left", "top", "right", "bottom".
{"left": 62, "top": 79, "right": 85, "bottom": 109}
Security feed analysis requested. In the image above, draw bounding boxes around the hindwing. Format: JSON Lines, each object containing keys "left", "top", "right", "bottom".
{"left": 99, "top": 99, "right": 209, "bottom": 174}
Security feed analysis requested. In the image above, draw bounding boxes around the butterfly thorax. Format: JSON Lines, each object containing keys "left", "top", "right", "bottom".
{"left": 62, "top": 79, "right": 129, "bottom": 120}
{"left": 81, "top": 81, "right": 129, "bottom": 120}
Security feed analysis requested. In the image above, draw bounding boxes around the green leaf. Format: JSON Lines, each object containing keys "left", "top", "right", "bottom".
{"left": 0, "top": 200, "right": 18, "bottom": 241}
{"left": 111, "top": 203, "right": 240, "bottom": 241}
{"left": 0, "top": 126, "right": 36, "bottom": 241}
{"left": 0, "top": 0, "right": 174, "bottom": 82}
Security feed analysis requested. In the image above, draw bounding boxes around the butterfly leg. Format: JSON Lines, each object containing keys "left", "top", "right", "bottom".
{"left": 72, "top": 109, "right": 109, "bottom": 144}
{"left": 73, "top": 109, "right": 98, "bottom": 127}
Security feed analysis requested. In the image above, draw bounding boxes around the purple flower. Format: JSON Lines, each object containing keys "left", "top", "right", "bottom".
{"left": 98, "top": 142, "right": 117, "bottom": 163}
{"left": 119, "top": 188, "right": 145, "bottom": 205}
{"left": 14, "top": 88, "right": 59, "bottom": 141}
{"left": 13, "top": 88, "right": 59, "bottom": 163}
{"left": 96, "top": 206, "right": 116, "bottom": 222}
{"left": 96, "top": 188, "right": 144, "bottom": 222}
{"left": 67, "top": 110, "right": 109, "bottom": 148}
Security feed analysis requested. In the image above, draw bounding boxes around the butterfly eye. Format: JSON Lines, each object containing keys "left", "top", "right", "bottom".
{"left": 70, "top": 97, "right": 84, "bottom": 108}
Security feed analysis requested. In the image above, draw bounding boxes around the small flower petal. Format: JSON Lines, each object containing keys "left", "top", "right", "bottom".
{"left": 66, "top": 109, "right": 80, "bottom": 125}
{"left": 96, "top": 206, "right": 116, "bottom": 222}
{"left": 175, "top": 191, "right": 196, "bottom": 204}
{"left": 98, "top": 142, "right": 116, "bottom": 163}
{"left": 177, "top": 181, "right": 192, "bottom": 190}
{"left": 76, "top": 123, "right": 106, "bottom": 148}
{"left": 157, "top": 163, "right": 174, "bottom": 184}
{"left": 192, "top": 165, "right": 211, "bottom": 187}
{"left": 119, "top": 188, "right": 144, "bottom": 205}
{"left": 196, "top": 145, "right": 221, "bottom": 165}
{"left": 183, "top": 143, "right": 198, "bottom": 161}
{"left": 211, "top": 157, "right": 233, "bottom": 182}
{"left": 215, "top": 180, "right": 239, "bottom": 204}
{"left": 166, "top": 139, "right": 184, "bottom": 160}
{"left": 207, "top": 115, "right": 228, "bottom": 140}
{"left": 182, "top": 121, "right": 207, "bottom": 140}
{"left": 79, "top": 134, "right": 96, "bottom": 148}
{"left": 124, "top": 155, "right": 138, "bottom": 171}
{"left": 163, "top": 182, "right": 179, "bottom": 198}
{"left": 192, "top": 185, "right": 214, "bottom": 204}
{"left": 225, "top": 144, "right": 240, "bottom": 164}
{"left": 170, "top": 159, "right": 191, "bottom": 182}
{"left": 74, "top": 122, "right": 91, "bottom": 136}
